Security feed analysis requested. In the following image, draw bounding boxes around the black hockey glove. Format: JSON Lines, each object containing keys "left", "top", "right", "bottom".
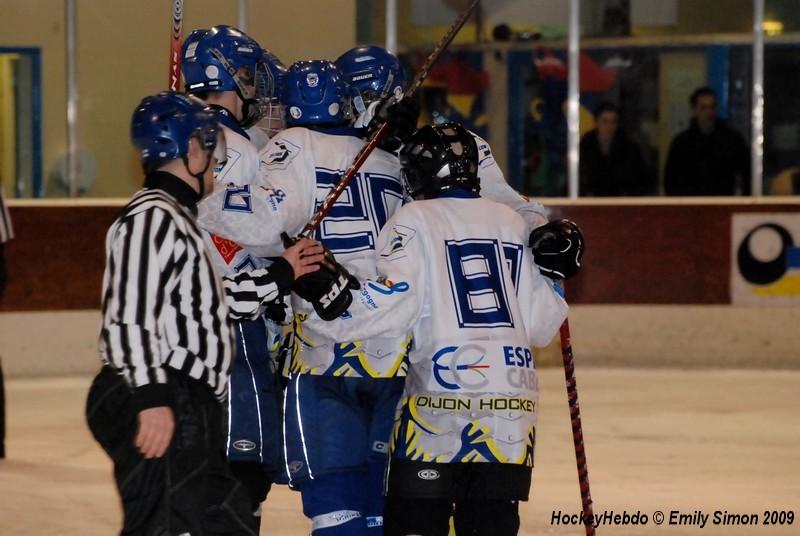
{"left": 529, "top": 219, "right": 585, "bottom": 280}
{"left": 369, "top": 97, "right": 421, "bottom": 153}
{"left": 263, "top": 298, "right": 289, "bottom": 324}
{"left": 283, "top": 233, "right": 361, "bottom": 321}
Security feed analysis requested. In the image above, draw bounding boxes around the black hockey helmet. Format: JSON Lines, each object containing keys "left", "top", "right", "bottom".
{"left": 399, "top": 122, "right": 479, "bottom": 199}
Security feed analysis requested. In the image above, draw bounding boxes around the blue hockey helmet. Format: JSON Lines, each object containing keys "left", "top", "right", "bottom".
{"left": 335, "top": 46, "right": 406, "bottom": 117}
{"left": 181, "top": 25, "right": 276, "bottom": 127}
{"left": 130, "top": 91, "right": 222, "bottom": 171}
{"left": 282, "top": 60, "right": 350, "bottom": 127}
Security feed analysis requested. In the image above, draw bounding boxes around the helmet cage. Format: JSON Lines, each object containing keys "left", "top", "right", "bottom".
{"left": 399, "top": 123, "right": 479, "bottom": 199}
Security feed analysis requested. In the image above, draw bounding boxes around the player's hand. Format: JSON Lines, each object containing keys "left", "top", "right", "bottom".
{"left": 291, "top": 246, "right": 360, "bottom": 321}
{"left": 529, "top": 219, "right": 585, "bottom": 280}
{"left": 135, "top": 406, "right": 175, "bottom": 459}
{"left": 370, "top": 96, "right": 421, "bottom": 152}
{"left": 282, "top": 238, "right": 325, "bottom": 280}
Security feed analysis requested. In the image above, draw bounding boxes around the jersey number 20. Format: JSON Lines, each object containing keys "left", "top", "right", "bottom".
{"left": 314, "top": 168, "right": 404, "bottom": 254}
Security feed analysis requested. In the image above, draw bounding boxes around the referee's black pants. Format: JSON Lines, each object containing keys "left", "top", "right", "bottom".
{"left": 86, "top": 366, "right": 256, "bottom": 536}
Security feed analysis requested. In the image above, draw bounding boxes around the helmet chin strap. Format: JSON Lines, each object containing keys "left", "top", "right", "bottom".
{"left": 181, "top": 151, "right": 213, "bottom": 199}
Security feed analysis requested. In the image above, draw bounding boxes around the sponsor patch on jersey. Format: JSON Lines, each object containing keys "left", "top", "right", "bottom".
{"left": 380, "top": 224, "right": 417, "bottom": 258}
{"left": 262, "top": 138, "right": 301, "bottom": 170}
{"left": 477, "top": 141, "right": 495, "bottom": 168}
{"left": 417, "top": 469, "right": 440, "bottom": 480}
{"left": 432, "top": 344, "right": 491, "bottom": 391}
{"left": 367, "top": 279, "right": 410, "bottom": 295}
{"left": 259, "top": 187, "right": 286, "bottom": 211}
{"left": 359, "top": 287, "right": 380, "bottom": 310}
{"left": 232, "top": 439, "right": 257, "bottom": 452}
{"left": 210, "top": 234, "right": 243, "bottom": 265}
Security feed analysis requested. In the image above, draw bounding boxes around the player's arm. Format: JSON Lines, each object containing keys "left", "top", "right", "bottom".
{"left": 523, "top": 219, "right": 584, "bottom": 346}
{"left": 300, "top": 212, "right": 427, "bottom": 342}
{"left": 473, "top": 133, "right": 549, "bottom": 231}
{"left": 522, "top": 255, "right": 569, "bottom": 347}
{"left": 222, "top": 238, "right": 325, "bottom": 321}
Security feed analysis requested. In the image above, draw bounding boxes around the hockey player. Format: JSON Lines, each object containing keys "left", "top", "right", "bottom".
{"left": 181, "top": 25, "right": 298, "bottom": 530}
{"left": 335, "top": 45, "right": 549, "bottom": 232}
{"left": 252, "top": 59, "right": 418, "bottom": 535}
{"left": 304, "top": 123, "right": 581, "bottom": 536}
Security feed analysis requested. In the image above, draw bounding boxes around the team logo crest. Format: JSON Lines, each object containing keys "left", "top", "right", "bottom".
{"left": 380, "top": 224, "right": 417, "bottom": 258}
{"left": 262, "top": 138, "right": 301, "bottom": 170}
{"left": 306, "top": 72, "right": 319, "bottom": 87}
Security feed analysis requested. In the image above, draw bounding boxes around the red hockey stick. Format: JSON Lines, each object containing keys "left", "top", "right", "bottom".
{"left": 559, "top": 319, "right": 596, "bottom": 535}
{"left": 168, "top": 0, "right": 184, "bottom": 91}
{"left": 297, "top": 0, "right": 479, "bottom": 239}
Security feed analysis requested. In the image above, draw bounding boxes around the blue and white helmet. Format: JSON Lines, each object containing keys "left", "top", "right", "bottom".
{"left": 282, "top": 60, "right": 350, "bottom": 127}
{"left": 335, "top": 46, "right": 406, "bottom": 127}
{"left": 130, "top": 91, "right": 223, "bottom": 171}
{"left": 181, "top": 25, "right": 276, "bottom": 128}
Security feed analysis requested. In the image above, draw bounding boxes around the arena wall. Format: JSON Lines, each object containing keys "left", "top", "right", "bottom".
{"left": 1, "top": 198, "right": 798, "bottom": 377}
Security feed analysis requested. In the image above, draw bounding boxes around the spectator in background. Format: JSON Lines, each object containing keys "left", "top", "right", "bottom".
{"left": 0, "top": 183, "right": 13, "bottom": 459}
{"left": 580, "top": 101, "right": 652, "bottom": 196}
{"left": 664, "top": 87, "right": 750, "bottom": 196}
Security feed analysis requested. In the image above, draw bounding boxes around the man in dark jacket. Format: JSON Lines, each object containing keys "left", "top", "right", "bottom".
{"left": 580, "top": 102, "right": 652, "bottom": 196}
{"left": 664, "top": 87, "right": 750, "bottom": 196}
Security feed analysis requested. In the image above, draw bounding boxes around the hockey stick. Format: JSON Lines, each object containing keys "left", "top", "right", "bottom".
{"left": 297, "top": 0, "right": 479, "bottom": 239}
{"left": 168, "top": 0, "right": 184, "bottom": 91}
{"left": 559, "top": 318, "right": 596, "bottom": 535}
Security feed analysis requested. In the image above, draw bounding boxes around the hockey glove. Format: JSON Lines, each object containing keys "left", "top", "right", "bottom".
{"left": 529, "top": 219, "right": 585, "bottom": 280}
{"left": 283, "top": 233, "right": 360, "bottom": 321}
{"left": 369, "top": 97, "right": 421, "bottom": 153}
{"left": 263, "top": 298, "right": 289, "bottom": 324}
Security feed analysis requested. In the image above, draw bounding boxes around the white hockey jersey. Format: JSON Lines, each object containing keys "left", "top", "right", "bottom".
{"left": 306, "top": 191, "right": 568, "bottom": 465}
{"left": 198, "top": 115, "right": 270, "bottom": 276}
{"left": 472, "top": 132, "right": 548, "bottom": 232}
{"left": 258, "top": 126, "right": 412, "bottom": 377}
{"left": 197, "top": 117, "right": 287, "bottom": 327}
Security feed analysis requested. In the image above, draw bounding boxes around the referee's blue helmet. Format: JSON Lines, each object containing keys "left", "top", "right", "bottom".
{"left": 130, "top": 91, "right": 222, "bottom": 171}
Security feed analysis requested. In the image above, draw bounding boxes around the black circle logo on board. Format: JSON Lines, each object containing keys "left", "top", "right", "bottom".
{"left": 736, "top": 223, "right": 793, "bottom": 285}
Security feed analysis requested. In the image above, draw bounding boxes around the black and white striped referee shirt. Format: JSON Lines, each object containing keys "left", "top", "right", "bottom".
{"left": 100, "top": 171, "right": 236, "bottom": 409}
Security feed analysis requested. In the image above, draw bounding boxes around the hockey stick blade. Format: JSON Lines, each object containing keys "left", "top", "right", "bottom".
{"left": 297, "top": 0, "right": 479, "bottom": 239}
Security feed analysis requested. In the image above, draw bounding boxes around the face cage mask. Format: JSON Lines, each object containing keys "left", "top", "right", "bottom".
{"left": 210, "top": 47, "right": 272, "bottom": 128}
{"left": 352, "top": 71, "right": 399, "bottom": 128}
{"left": 252, "top": 101, "right": 286, "bottom": 138}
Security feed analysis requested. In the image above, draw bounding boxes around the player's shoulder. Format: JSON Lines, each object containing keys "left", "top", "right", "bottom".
{"left": 119, "top": 190, "right": 187, "bottom": 228}
{"left": 259, "top": 127, "right": 309, "bottom": 170}
{"left": 216, "top": 124, "right": 260, "bottom": 185}
{"left": 467, "top": 130, "right": 497, "bottom": 169}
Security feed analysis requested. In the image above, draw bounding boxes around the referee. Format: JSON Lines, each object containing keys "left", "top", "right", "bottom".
{"left": 85, "top": 92, "right": 323, "bottom": 535}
